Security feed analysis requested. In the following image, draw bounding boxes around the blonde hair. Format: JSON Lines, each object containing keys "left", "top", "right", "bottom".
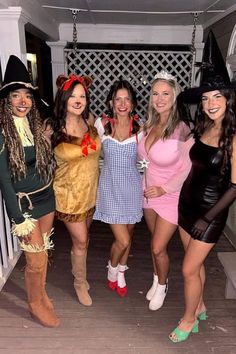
{"left": 144, "top": 78, "right": 182, "bottom": 139}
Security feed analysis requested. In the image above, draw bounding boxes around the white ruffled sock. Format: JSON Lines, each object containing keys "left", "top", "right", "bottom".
{"left": 117, "top": 264, "right": 128, "bottom": 288}
{"left": 107, "top": 260, "right": 118, "bottom": 282}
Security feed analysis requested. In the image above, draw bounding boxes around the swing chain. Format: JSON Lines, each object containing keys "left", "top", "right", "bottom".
{"left": 71, "top": 10, "right": 79, "bottom": 52}
{"left": 189, "top": 13, "right": 199, "bottom": 87}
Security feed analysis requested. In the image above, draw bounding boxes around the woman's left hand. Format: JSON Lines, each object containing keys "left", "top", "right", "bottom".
{"left": 191, "top": 218, "right": 210, "bottom": 239}
{"left": 144, "top": 186, "right": 165, "bottom": 198}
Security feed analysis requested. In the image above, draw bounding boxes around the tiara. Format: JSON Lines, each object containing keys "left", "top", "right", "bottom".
{"left": 154, "top": 70, "right": 176, "bottom": 81}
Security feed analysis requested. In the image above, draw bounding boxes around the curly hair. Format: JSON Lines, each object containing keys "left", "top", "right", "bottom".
{"left": 0, "top": 96, "right": 55, "bottom": 182}
{"left": 104, "top": 78, "right": 140, "bottom": 136}
{"left": 144, "top": 77, "right": 182, "bottom": 138}
{"left": 51, "top": 77, "right": 90, "bottom": 147}
{"left": 194, "top": 88, "right": 236, "bottom": 177}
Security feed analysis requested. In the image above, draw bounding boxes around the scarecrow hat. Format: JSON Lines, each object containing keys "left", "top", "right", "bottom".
{"left": 179, "top": 30, "right": 235, "bottom": 104}
{"left": 0, "top": 55, "right": 38, "bottom": 99}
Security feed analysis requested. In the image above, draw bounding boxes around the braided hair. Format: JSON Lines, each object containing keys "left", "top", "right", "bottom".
{"left": 0, "top": 95, "right": 55, "bottom": 182}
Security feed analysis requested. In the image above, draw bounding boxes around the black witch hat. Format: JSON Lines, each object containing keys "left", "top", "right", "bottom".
{"left": 0, "top": 55, "right": 38, "bottom": 99}
{"left": 179, "top": 30, "right": 235, "bottom": 104}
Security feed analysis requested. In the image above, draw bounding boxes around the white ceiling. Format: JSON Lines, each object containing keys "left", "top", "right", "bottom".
{"left": 0, "top": 0, "right": 235, "bottom": 42}
{"left": 38, "top": 0, "right": 236, "bottom": 27}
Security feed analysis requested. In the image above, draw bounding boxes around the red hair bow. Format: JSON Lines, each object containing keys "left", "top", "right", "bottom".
{"left": 63, "top": 75, "right": 87, "bottom": 92}
{"left": 81, "top": 133, "right": 97, "bottom": 157}
{"left": 102, "top": 114, "right": 117, "bottom": 126}
{"left": 128, "top": 114, "right": 140, "bottom": 136}
{"left": 132, "top": 114, "right": 139, "bottom": 122}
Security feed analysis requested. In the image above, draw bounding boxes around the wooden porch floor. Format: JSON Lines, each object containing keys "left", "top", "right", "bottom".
{"left": 0, "top": 219, "right": 236, "bottom": 354}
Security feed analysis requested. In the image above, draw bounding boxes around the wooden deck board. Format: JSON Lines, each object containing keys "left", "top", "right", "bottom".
{"left": 0, "top": 219, "right": 236, "bottom": 354}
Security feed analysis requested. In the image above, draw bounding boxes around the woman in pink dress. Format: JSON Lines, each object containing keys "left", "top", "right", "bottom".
{"left": 138, "top": 71, "right": 194, "bottom": 310}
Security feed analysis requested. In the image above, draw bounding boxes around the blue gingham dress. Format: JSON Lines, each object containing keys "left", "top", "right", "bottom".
{"left": 93, "top": 118, "right": 143, "bottom": 224}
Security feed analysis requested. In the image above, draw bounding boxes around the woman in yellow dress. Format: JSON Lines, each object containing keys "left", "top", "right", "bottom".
{"left": 52, "top": 74, "right": 101, "bottom": 306}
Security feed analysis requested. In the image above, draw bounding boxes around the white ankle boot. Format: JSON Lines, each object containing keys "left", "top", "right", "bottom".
{"left": 146, "top": 273, "right": 158, "bottom": 301}
{"left": 149, "top": 281, "right": 168, "bottom": 311}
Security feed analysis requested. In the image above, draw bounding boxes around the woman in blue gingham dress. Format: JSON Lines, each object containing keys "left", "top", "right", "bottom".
{"left": 94, "top": 131, "right": 143, "bottom": 224}
{"left": 93, "top": 79, "right": 143, "bottom": 297}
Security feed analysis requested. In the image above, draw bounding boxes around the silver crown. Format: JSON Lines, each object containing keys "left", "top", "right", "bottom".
{"left": 154, "top": 70, "right": 176, "bottom": 81}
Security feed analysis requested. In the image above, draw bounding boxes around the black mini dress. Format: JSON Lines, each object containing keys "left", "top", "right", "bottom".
{"left": 178, "top": 139, "right": 230, "bottom": 243}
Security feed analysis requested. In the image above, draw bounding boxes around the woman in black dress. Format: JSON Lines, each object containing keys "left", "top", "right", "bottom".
{"left": 169, "top": 31, "right": 236, "bottom": 342}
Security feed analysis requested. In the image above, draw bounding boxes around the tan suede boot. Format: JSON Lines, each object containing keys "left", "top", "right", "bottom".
{"left": 71, "top": 252, "right": 92, "bottom": 306}
{"left": 42, "top": 253, "right": 54, "bottom": 310}
{"left": 25, "top": 252, "right": 60, "bottom": 327}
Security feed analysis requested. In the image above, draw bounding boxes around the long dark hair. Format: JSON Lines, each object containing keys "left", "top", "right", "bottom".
{"left": 0, "top": 96, "right": 55, "bottom": 182}
{"left": 51, "top": 76, "right": 91, "bottom": 147}
{"left": 104, "top": 78, "right": 140, "bottom": 135}
{"left": 194, "top": 88, "right": 236, "bottom": 176}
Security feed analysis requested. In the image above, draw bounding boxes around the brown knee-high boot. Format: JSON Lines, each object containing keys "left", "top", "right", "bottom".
{"left": 71, "top": 252, "right": 92, "bottom": 306}
{"left": 42, "top": 253, "right": 54, "bottom": 310}
{"left": 24, "top": 252, "right": 60, "bottom": 327}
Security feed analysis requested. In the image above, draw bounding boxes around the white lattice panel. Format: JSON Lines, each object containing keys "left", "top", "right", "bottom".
{"left": 0, "top": 194, "right": 21, "bottom": 291}
{"left": 65, "top": 49, "right": 191, "bottom": 120}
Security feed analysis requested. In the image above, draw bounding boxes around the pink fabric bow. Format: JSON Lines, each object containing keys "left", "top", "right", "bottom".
{"left": 63, "top": 75, "right": 87, "bottom": 92}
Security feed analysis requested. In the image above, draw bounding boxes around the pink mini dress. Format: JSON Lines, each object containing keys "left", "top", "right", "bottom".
{"left": 137, "top": 121, "right": 194, "bottom": 225}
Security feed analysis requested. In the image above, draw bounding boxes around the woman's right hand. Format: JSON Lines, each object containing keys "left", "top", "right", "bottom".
{"left": 18, "top": 233, "right": 32, "bottom": 245}
{"left": 144, "top": 186, "right": 165, "bottom": 198}
{"left": 43, "top": 119, "right": 54, "bottom": 144}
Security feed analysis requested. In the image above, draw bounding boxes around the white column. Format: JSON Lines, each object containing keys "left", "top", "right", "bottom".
{"left": 227, "top": 24, "right": 236, "bottom": 79}
{"left": 0, "top": 7, "right": 30, "bottom": 72}
{"left": 47, "top": 41, "right": 67, "bottom": 97}
{"left": 227, "top": 54, "right": 236, "bottom": 80}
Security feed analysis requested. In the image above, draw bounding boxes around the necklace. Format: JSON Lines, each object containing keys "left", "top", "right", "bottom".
{"left": 114, "top": 129, "right": 130, "bottom": 141}
{"left": 112, "top": 122, "right": 130, "bottom": 141}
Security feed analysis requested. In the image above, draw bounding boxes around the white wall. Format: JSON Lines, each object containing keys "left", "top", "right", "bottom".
{"left": 46, "top": 23, "right": 204, "bottom": 96}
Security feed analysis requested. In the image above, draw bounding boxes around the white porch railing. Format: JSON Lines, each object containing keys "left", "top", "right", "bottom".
{"left": 224, "top": 201, "right": 236, "bottom": 250}
{"left": 0, "top": 192, "right": 21, "bottom": 291}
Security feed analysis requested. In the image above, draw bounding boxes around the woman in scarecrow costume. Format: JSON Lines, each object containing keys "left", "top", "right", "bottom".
{"left": 0, "top": 55, "right": 60, "bottom": 327}
{"left": 169, "top": 31, "right": 236, "bottom": 342}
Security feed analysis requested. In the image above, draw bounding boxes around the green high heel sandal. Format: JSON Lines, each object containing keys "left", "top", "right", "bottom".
{"left": 169, "top": 319, "right": 199, "bottom": 343}
{"left": 198, "top": 311, "right": 207, "bottom": 321}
